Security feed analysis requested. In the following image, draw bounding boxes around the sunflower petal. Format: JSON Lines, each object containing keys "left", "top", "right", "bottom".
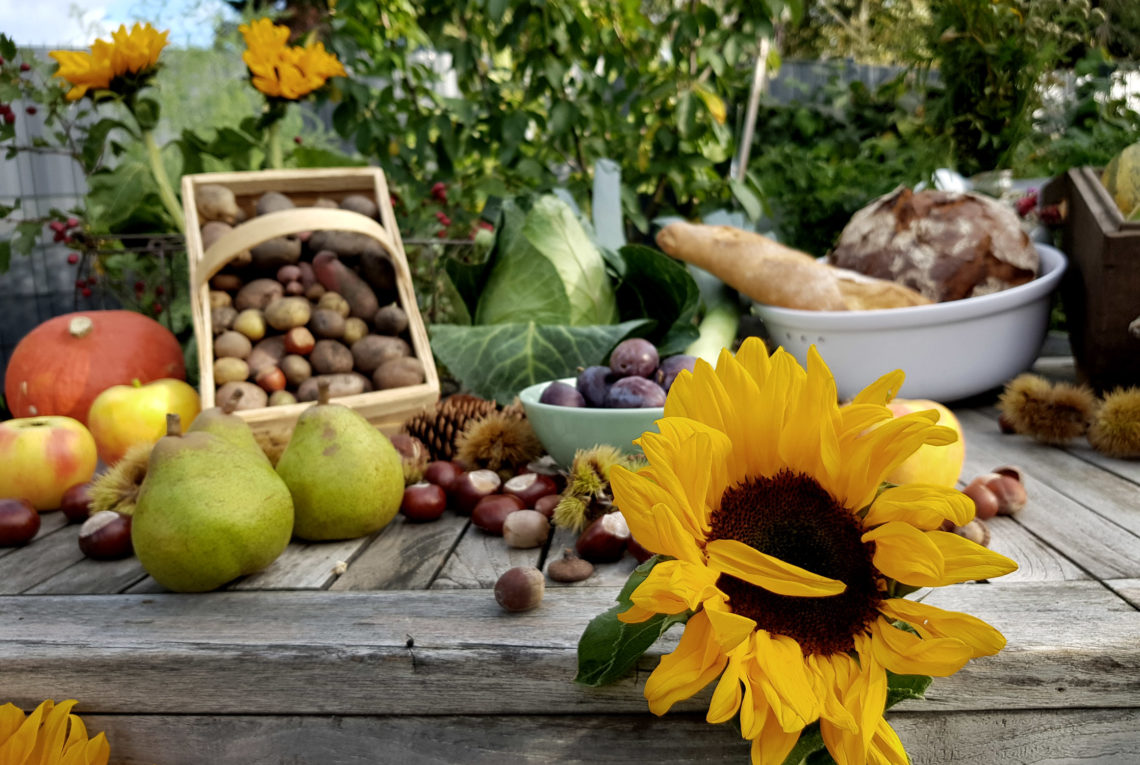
{"left": 705, "top": 602, "right": 757, "bottom": 654}
{"left": 880, "top": 597, "right": 1007, "bottom": 657}
{"left": 616, "top": 603, "right": 658, "bottom": 624}
{"left": 624, "top": 560, "right": 720, "bottom": 619}
{"left": 929, "top": 530, "right": 1019, "bottom": 584}
{"left": 779, "top": 346, "right": 842, "bottom": 485}
{"left": 808, "top": 654, "right": 857, "bottom": 733}
{"left": 705, "top": 538, "right": 848, "bottom": 597}
{"left": 610, "top": 467, "right": 703, "bottom": 563}
{"left": 733, "top": 336, "right": 772, "bottom": 387}
{"left": 863, "top": 521, "right": 945, "bottom": 587}
{"left": 29, "top": 698, "right": 77, "bottom": 763}
{"left": 707, "top": 654, "right": 745, "bottom": 725}
{"left": 749, "top": 631, "right": 820, "bottom": 732}
{"left": 863, "top": 484, "right": 976, "bottom": 530}
{"left": 0, "top": 703, "right": 25, "bottom": 748}
{"left": 84, "top": 733, "right": 110, "bottom": 765}
{"left": 869, "top": 616, "right": 974, "bottom": 676}
{"left": 0, "top": 699, "right": 48, "bottom": 764}
{"left": 853, "top": 369, "right": 906, "bottom": 405}
{"left": 644, "top": 610, "right": 728, "bottom": 715}
{"left": 749, "top": 714, "right": 801, "bottom": 765}
{"left": 868, "top": 718, "right": 909, "bottom": 765}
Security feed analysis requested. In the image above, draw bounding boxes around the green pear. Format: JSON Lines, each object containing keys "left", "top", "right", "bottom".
{"left": 276, "top": 380, "right": 404, "bottom": 541}
{"left": 186, "top": 386, "right": 269, "bottom": 463}
{"left": 132, "top": 414, "right": 294, "bottom": 592}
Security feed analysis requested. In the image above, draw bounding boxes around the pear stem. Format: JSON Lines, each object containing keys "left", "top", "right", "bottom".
{"left": 317, "top": 378, "right": 331, "bottom": 406}
{"left": 166, "top": 413, "right": 182, "bottom": 437}
{"left": 222, "top": 387, "right": 245, "bottom": 415}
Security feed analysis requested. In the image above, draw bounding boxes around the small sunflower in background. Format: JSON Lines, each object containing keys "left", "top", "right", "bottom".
{"left": 0, "top": 699, "right": 110, "bottom": 764}
{"left": 49, "top": 23, "right": 168, "bottom": 101}
{"left": 599, "top": 337, "right": 1017, "bottom": 765}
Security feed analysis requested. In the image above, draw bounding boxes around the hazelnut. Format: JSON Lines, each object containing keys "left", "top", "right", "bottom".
{"left": 449, "top": 469, "right": 502, "bottom": 514}
{"left": 575, "top": 512, "right": 631, "bottom": 563}
{"left": 0, "top": 497, "right": 40, "bottom": 546}
{"left": 284, "top": 326, "right": 315, "bottom": 355}
{"left": 547, "top": 549, "right": 594, "bottom": 582}
{"left": 78, "top": 511, "right": 133, "bottom": 559}
{"left": 256, "top": 366, "right": 287, "bottom": 393}
{"left": 963, "top": 476, "right": 1000, "bottom": 520}
{"left": 494, "top": 566, "right": 544, "bottom": 612}
{"left": 951, "top": 518, "right": 991, "bottom": 547}
{"left": 986, "top": 473, "right": 1027, "bottom": 516}
{"left": 59, "top": 482, "right": 94, "bottom": 523}
{"left": 502, "top": 510, "right": 550, "bottom": 549}
{"left": 472, "top": 494, "right": 526, "bottom": 535}
{"left": 401, "top": 482, "right": 447, "bottom": 522}
{"left": 502, "top": 473, "right": 559, "bottom": 507}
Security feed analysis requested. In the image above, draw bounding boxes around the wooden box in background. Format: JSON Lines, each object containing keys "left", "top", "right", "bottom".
{"left": 182, "top": 168, "right": 440, "bottom": 444}
{"left": 1043, "top": 167, "right": 1140, "bottom": 391}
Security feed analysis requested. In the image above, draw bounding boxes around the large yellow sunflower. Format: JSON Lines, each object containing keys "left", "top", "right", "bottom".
{"left": 0, "top": 699, "right": 110, "bottom": 764}
{"left": 50, "top": 23, "right": 168, "bottom": 101}
{"left": 610, "top": 338, "right": 1017, "bottom": 765}
{"left": 239, "top": 18, "right": 346, "bottom": 100}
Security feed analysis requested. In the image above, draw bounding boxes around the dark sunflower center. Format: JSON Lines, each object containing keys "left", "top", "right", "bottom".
{"left": 707, "top": 468, "right": 881, "bottom": 656}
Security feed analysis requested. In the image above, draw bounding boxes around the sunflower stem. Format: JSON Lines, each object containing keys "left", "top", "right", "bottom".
{"left": 142, "top": 129, "right": 185, "bottom": 233}
{"left": 266, "top": 119, "right": 283, "bottom": 170}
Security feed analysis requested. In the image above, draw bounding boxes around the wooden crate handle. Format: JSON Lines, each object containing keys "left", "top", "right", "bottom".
{"left": 196, "top": 207, "right": 401, "bottom": 286}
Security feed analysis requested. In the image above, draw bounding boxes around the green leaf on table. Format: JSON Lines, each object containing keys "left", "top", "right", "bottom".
{"left": 429, "top": 319, "right": 650, "bottom": 404}
{"left": 575, "top": 555, "right": 691, "bottom": 687}
{"left": 885, "top": 671, "right": 932, "bottom": 709}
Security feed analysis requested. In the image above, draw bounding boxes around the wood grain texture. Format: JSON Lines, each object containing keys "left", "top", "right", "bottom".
{"left": 24, "top": 555, "right": 148, "bottom": 595}
{"left": 0, "top": 514, "right": 86, "bottom": 593}
{"left": 330, "top": 513, "right": 469, "bottom": 591}
{"left": 232, "top": 537, "right": 371, "bottom": 590}
{"left": 1105, "top": 578, "right": 1140, "bottom": 610}
{"left": 3, "top": 581, "right": 1137, "bottom": 716}
{"left": 0, "top": 510, "right": 69, "bottom": 561}
{"left": 72, "top": 708, "right": 1140, "bottom": 765}
{"left": 430, "top": 521, "right": 545, "bottom": 589}
{"left": 981, "top": 516, "right": 1087, "bottom": 583}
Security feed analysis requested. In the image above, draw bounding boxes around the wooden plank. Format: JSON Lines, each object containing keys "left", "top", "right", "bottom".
{"left": 982, "top": 516, "right": 1087, "bottom": 583}
{"left": 0, "top": 515, "right": 86, "bottom": 593}
{"left": 430, "top": 521, "right": 546, "bottom": 590}
{"left": 954, "top": 411, "right": 1140, "bottom": 579}
{"left": 330, "top": 513, "right": 469, "bottom": 591}
{"left": 544, "top": 524, "right": 640, "bottom": 588}
{"left": 24, "top": 556, "right": 148, "bottom": 595}
{"left": 0, "top": 510, "right": 70, "bottom": 561}
{"left": 1105, "top": 579, "right": 1140, "bottom": 611}
{"left": 957, "top": 409, "right": 1140, "bottom": 539}
{"left": 71, "top": 708, "right": 1140, "bottom": 765}
{"left": 231, "top": 537, "right": 371, "bottom": 591}
{"left": 2, "top": 581, "right": 1137, "bottom": 715}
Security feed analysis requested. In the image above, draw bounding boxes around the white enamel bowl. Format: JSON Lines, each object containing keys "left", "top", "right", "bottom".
{"left": 751, "top": 244, "right": 1067, "bottom": 402}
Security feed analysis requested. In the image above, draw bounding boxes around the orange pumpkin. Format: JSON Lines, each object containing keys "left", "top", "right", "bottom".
{"left": 4, "top": 311, "right": 186, "bottom": 424}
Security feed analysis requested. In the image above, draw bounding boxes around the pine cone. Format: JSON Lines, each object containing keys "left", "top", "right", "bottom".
{"left": 403, "top": 393, "right": 498, "bottom": 461}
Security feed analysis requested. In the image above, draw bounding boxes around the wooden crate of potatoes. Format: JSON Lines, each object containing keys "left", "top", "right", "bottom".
{"left": 182, "top": 168, "right": 440, "bottom": 446}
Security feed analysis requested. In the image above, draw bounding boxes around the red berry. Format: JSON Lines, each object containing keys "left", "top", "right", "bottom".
{"left": 25, "top": 106, "right": 36, "bottom": 115}
{"left": 152, "top": 302, "right": 163, "bottom": 314}
{"left": 436, "top": 228, "right": 448, "bottom": 238}
{"left": 293, "top": 136, "right": 302, "bottom": 144}
{"left": 477, "top": 221, "right": 494, "bottom": 231}
{"left": 20, "top": 63, "right": 30, "bottom": 72}
{"left": 155, "top": 285, "right": 165, "bottom": 295}
{"left": 1014, "top": 192, "right": 1038, "bottom": 218}
{"left": 75, "top": 278, "right": 86, "bottom": 288}
{"left": 134, "top": 280, "right": 145, "bottom": 293}
{"left": 49, "top": 220, "right": 65, "bottom": 232}
{"left": 81, "top": 287, "right": 92, "bottom": 298}
{"left": 86, "top": 275, "right": 97, "bottom": 286}
{"left": 431, "top": 182, "right": 448, "bottom": 204}
{"left": 4, "top": 112, "right": 15, "bottom": 124}
{"left": 435, "top": 211, "right": 452, "bottom": 226}
{"left": 0, "top": 57, "right": 5, "bottom": 66}
{"left": 67, "top": 253, "right": 79, "bottom": 265}
{"left": 66, "top": 217, "right": 79, "bottom": 228}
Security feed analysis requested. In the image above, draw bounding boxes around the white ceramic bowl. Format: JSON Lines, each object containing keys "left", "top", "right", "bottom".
{"left": 751, "top": 243, "right": 1067, "bottom": 402}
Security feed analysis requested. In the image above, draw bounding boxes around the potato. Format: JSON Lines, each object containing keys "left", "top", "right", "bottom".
{"left": 317, "top": 291, "right": 351, "bottom": 318}
{"left": 340, "top": 194, "right": 378, "bottom": 219}
{"left": 305, "top": 283, "right": 327, "bottom": 301}
{"left": 359, "top": 251, "right": 396, "bottom": 295}
{"left": 256, "top": 191, "right": 295, "bottom": 216}
{"left": 285, "top": 280, "right": 305, "bottom": 296}
{"left": 269, "top": 390, "right": 298, "bottom": 407}
{"left": 212, "top": 305, "right": 238, "bottom": 335}
{"left": 373, "top": 357, "right": 425, "bottom": 390}
{"left": 202, "top": 222, "right": 251, "bottom": 267}
{"left": 281, "top": 354, "right": 313, "bottom": 386}
{"left": 264, "top": 296, "right": 312, "bottom": 331}
{"left": 235, "top": 279, "right": 284, "bottom": 311}
{"left": 297, "top": 373, "right": 373, "bottom": 401}
{"left": 373, "top": 303, "right": 409, "bottom": 336}
{"left": 308, "top": 230, "right": 385, "bottom": 258}
{"left": 214, "top": 357, "right": 251, "bottom": 384}
{"left": 215, "top": 381, "right": 268, "bottom": 410}
{"left": 310, "top": 339, "right": 355, "bottom": 375}
{"left": 233, "top": 309, "right": 266, "bottom": 341}
{"left": 313, "top": 251, "right": 379, "bottom": 319}
{"left": 351, "top": 335, "right": 410, "bottom": 374}
{"left": 250, "top": 236, "right": 302, "bottom": 269}
{"left": 214, "top": 330, "right": 252, "bottom": 359}
{"left": 342, "top": 317, "right": 369, "bottom": 345}
{"left": 196, "top": 184, "right": 240, "bottom": 224}
{"left": 298, "top": 261, "right": 316, "bottom": 288}
{"left": 277, "top": 264, "right": 302, "bottom": 284}
{"left": 247, "top": 335, "right": 287, "bottom": 376}
{"left": 308, "top": 308, "right": 346, "bottom": 339}
{"left": 209, "top": 290, "right": 232, "bottom": 310}
{"left": 313, "top": 198, "right": 339, "bottom": 209}
{"left": 210, "top": 273, "right": 243, "bottom": 291}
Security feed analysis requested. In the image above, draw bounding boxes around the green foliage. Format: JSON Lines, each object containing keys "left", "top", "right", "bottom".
{"left": 327, "top": 0, "right": 800, "bottom": 242}
{"left": 781, "top": 0, "right": 934, "bottom": 64}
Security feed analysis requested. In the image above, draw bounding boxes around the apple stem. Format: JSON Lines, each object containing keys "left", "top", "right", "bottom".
{"left": 222, "top": 387, "right": 244, "bottom": 414}
{"left": 166, "top": 413, "right": 182, "bottom": 437}
{"left": 317, "top": 378, "right": 331, "bottom": 406}
{"left": 68, "top": 316, "right": 93, "bottom": 338}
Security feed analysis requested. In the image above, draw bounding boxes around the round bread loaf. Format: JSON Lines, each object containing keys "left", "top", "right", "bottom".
{"left": 828, "top": 187, "right": 1039, "bottom": 302}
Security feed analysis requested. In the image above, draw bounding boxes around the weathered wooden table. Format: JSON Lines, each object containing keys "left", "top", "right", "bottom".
{"left": 3, "top": 375, "right": 1139, "bottom": 764}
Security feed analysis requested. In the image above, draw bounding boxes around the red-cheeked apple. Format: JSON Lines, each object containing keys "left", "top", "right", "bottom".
{"left": 0, "top": 416, "right": 98, "bottom": 510}
{"left": 86, "top": 378, "right": 201, "bottom": 465}
{"left": 882, "top": 399, "right": 966, "bottom": 488}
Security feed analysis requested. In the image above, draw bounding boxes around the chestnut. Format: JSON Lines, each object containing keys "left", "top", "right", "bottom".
{"left": 627, "top": 535, "right": 653, "bottom": 563}
{"left": 494, "top": 566, "right": 544, "bottom": 612}
{"left": 59, "top": 482, "right": 94, "bottom": 524}
{"left": 534, "top": 493, "right": 561, "bottom": 520}
{"left": 449, "top": 469, "right": 502, "bottom": 514}
{"left": 472, "top": 494, "right": 526, "bottom": 535}
{"left": 401, "top": 482, "right": 447, "bottom": 522}
{"left": 502, "top": 472, "right": 559, "bottom": 507}
{"left": 0, "top": 497, "right": 40, "bottom": 547}
{"left": 575, "top": 512, "right": 631, "bottom": 563}
{"left": 423, "top": 460, "right": 462, "bottom": 491}
{"left": 78, "top": 510, "right": 133, "bottom": 560}
{"left": 502, "top": 509, "right": 550, "bottom": 549}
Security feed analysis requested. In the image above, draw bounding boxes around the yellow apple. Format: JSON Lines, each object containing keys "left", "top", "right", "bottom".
{"left": 87, "top": 378, "right": 201, "bottom": 465}
{"left": 882, "top": 399, "right": 966, "bottom": 488}
{"left": 0, "top": 416, "right": 98, "bottom": 510}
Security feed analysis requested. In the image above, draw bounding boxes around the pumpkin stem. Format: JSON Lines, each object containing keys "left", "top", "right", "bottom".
{"left": 222, "top": 387, "right": 244, "bottom": 414}
{"left": 317, "top": 378, "right": 331, "bottom": 406}
{"left": 165, "top": 413, "right": 182, "bottom": 438}
{"left": 69, "top": 316, "right": 94, "bottom": 338}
